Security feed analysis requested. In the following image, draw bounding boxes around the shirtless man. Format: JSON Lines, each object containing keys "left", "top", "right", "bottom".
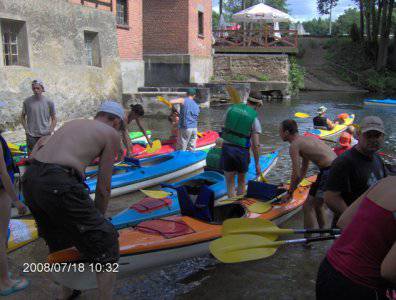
{"left": 22, "top": 101, "right": 124, "bottom": 300}
{"left": 279, "top": 119, "right": 336, "bottom": 233}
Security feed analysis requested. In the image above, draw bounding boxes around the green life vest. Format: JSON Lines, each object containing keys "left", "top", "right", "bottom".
{"left": 206, "top": 148, "right": 222, "bottom": 170}
{"left": 222, "top": 103, "right": 257, "bottom": 148}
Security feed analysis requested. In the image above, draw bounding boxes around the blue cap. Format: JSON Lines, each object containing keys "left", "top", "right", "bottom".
{"left": 98, "top": 101, "right": 125, "bottom": 120}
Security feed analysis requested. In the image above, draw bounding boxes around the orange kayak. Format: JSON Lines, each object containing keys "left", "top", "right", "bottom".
{"left": 48, "top": 176, "right": 315, "bottom": 290}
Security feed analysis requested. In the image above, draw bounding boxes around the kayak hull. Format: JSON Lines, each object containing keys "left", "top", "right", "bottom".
{"left": 48, "top": 176, "right": 314, "bottom": 290}
{"left": 364, "top": 99, "right": 396, "bottom": 106}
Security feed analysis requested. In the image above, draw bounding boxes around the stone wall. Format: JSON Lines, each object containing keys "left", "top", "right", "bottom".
{"left": 213, "top": 54, "right": 289, "bottom": 82}
{"left": 0, "top": 0, "right": 122, "bottom": 131}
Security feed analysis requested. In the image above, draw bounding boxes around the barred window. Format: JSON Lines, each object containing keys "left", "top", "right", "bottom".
{"left": 116, "top": 0, "right": 128, "bottom": 25}
{"left": 198, "top": 11, "right": 204, "bottom": 36}
{"left": 84, "top": 31, "right": 101, "bottom": 67}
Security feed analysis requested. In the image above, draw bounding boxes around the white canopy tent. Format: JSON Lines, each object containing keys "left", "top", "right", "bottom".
{"left": 232, "top": 3, "right": 296, "bottom": 24}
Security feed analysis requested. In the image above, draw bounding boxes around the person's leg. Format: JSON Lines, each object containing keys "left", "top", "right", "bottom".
{"left": 0, "top": 189, "right": 28, "bottom": 292}
{"left": 314, "top": 197, "right": 328, "bottom": 229}
{"left": 186, "top": 128, "right": 198, "bottom": 151}
{"left": 236, "top": 172, "right": 246, "bottom": 195}
{"left": 303, "top": 195, "right": 318, "bottom": 235}
{"left": 224, "top": 171, "right": 237, "bottom": 198}
{"left": 177, "top": 129, "right": 189, "bottom": 151}
{"left": 96, "top": 272, "right": 116, "bottom": 300}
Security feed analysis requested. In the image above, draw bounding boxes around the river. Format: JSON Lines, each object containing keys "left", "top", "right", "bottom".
{"left": 9, "top": 91, "right": 396, "bottom": 300}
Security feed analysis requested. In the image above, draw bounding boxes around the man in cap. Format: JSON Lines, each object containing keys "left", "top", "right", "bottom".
{"left": 325, "top": 116, "right": 388, "bottom": 224}
{"left": 170, "top": 88, "right": 200, "bottom": 151}
{"left": 333, "top": 132, "right": 352, "bottom": 156}
{"left": 279, "top": 119, "right": 336, "bottom": 237}
{"left": 221, "top": 96, "right": 263, "bottom": 198}
{"left": 22, "top": 101, "right": 124, "bottom": 299}
{"left": 21, "top": 79, "right": 57, "bottom": 153}
{"left": 313, "top": 106, "right": 335, "bottom": 130}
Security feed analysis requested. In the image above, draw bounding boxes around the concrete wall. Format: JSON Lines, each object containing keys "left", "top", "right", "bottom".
{"left": 213, "top": 54, "right": 289, "bottom": 82}
{"left": 190, "top": 55, "right": 213, "bottom": 84}
{"left": 0, "top": 0, "right": 122, "bottom": 131}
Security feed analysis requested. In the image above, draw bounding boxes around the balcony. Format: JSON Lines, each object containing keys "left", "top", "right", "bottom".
{"left": 213, "top": 28, "right": 298, "bottom": 54}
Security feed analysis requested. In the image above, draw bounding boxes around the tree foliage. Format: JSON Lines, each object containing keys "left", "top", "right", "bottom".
{"left": 317, "top": 0, "right": 339, "bottom": 15}
{"left": 303, "top": 18, "right": 332, "bottom": 35}
{"left": 333, "top": 8, "right": 360, "bottom": 35}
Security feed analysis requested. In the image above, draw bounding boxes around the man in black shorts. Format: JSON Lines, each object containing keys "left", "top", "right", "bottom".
{"left": 220, "top": 97, "right": 262, "bottom": 198}
{"left": 22, "top": 101, "right": 124, "bottom": 299}
{"left": 279, "top": 120, "right": 336, "bottom": 234}
{"left": 324, "top": 116, "right": 387, "bottom": 224}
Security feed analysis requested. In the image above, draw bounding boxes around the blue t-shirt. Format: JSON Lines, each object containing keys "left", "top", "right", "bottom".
{"left": 179, "top": 98, "right": 200, "bottom": 129}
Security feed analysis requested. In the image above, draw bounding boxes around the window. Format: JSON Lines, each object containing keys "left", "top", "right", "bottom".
{"left": 1, "top": 20, "right": 29, "bottom": 67}
{"left": 116, "top": 0, "right": 128, "bottom": 26}
{"left": 198, "top": 11, "right": 204, "bottom": 37}
{"left": 84, "top": 31, "right": 101, "bottom": 67}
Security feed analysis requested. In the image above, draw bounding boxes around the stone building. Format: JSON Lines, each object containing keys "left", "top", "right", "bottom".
{"left": 143, "top": 0, "right": 213, "bottom": 86}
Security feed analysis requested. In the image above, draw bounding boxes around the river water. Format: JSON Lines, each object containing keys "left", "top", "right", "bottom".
{"left": 112, "top": 91, "right": 395, "bottom": 300}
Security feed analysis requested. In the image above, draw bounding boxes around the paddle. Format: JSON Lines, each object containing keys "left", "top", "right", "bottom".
{"left": 145, "top": 139, "right": 162, "bottom": 154}
{"left": 294, "top": 112, "right": 310, "bottom": 118}
{"left": 222, "top": 218, "right": 341, "bottom": 239}
{"left": 226, "top": 85, "right": 242, "bottom": 104}
{"left": 156, "top": 96, "right": 203, "bottom": 138}
{"left": 140, "top": 189, "right": 171, "bottom": 199}
{"left": 209, "top": 234, "right": 340, "bottom": 263}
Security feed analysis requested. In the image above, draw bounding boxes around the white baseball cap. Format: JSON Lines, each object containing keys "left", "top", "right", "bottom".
{"left": 98, "top": 101, "right": 125, "bottom": 120}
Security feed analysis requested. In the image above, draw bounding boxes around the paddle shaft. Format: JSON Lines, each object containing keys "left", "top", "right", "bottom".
{"left": 226, "top": 226, "right": 340, "bottom": 236}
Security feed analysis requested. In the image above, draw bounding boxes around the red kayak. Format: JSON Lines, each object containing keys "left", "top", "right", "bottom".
{"left": 130, "top": 130, "right": 219, "bottom": 159}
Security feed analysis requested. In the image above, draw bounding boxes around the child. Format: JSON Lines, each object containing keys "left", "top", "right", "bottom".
{"left": 333, "top": 132, "right": 352, "bottom": 156}
{"left": 168, "top": 111, "right": 179, "bottom": 141}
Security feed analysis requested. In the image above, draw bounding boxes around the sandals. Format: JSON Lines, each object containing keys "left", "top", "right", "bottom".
{"left": 0, "top": 277, "right": 30, "bottom": 296}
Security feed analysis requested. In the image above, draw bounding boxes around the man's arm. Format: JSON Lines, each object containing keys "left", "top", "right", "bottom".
{"left": 21, "top": 103, "right": 27, "bottom": 131}
{"left": 288, "top": 143, "right": 303, "bottom": 194}
{"left": 49, "top": 102, "right": 57, "bottom": 133}
{"left": 324, "top": 190, "right": 348, "bottom": 216}
{"left": 326, "top": 118, "right": 335, "bottom": 130}
{"left": 381, "top": 242, "right": 396, "bottom": 285}
{"left": 169, "top": 98, "right": 185, "bottom": 105}
{"left": 95, "top": 131, "right": 120, "bottom": 215}
{"left": 121, "top": 128, "right": 133, "bottom": 157}
{"left": 251, "top": 132, "right": 261, "bottom": 176}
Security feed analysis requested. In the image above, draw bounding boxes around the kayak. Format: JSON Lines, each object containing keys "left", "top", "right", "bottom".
{"left": 47, "top": 175, "right": 315, "bottom": 291}
{"left": 130, "top": 130, "right": 219, "bottom": 159}
{"left": 12, "top": 131, "right": 152, "bottom": 173}
{"left": 86, "top": 150, "right": 207, "bottom": 199}
{"left": 364, "top": 98, "right": 396, "bottom": 106}
{"left": 7, "top": 219, "right": 38, "bottom": 253}
{"left": 110, "top": 150, "right": 279, "bottom": 229}
{"left": 305, "top": 114, "right": 355, "bottom": 141}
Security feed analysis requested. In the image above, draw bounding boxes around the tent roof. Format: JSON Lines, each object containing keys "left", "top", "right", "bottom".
{"left": 232, "top": 3, "right": 296, "bottom": 23}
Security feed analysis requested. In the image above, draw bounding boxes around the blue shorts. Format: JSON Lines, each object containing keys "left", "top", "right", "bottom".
{"left": 221, "top": 143, "right": 250, "bottom": 173}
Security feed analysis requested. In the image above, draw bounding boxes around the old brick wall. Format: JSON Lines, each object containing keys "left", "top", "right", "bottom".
{"left": 188, "top": 0, "right": 212, "bottom": 57}
{"left": 213, "top": 54, "right": 289, "bottom": 82}
{"left": 143, "top": 0, "right": 189, "bottom": 54}
{"left": 0, "top": 0, "right": 122, "bottom": 131}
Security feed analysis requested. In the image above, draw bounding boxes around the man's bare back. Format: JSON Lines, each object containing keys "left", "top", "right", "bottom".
{"left": 291, "top": 135, "right": 336, "bottom": 168}
{"left": 33, "top": 119, "right": 121, "bottom": 176}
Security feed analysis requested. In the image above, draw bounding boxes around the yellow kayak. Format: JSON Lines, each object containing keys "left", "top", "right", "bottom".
{"left": 7, "top": 219, "right": 38, "bottom": 252}
{"left": 305, "top": 114, "right": 355, "bottom": 140}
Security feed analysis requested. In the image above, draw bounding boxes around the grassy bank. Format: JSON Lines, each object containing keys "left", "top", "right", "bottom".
{"left": 324, "top": 37, "right": 396, "bottom": 94}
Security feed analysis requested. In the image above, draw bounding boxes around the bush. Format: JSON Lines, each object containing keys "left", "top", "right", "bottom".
{"left": 258, "top": 74, "right": 269, "bottom": 81}
{"left": 231, "top": 74, "right": 248, "bottom": 81}
{"left": 289, "top": 57, "right": 305, "bottom": 95}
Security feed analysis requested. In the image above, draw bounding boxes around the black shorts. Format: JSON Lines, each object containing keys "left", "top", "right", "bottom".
{"left": 221, "top": 143, "right": 250, "bottom": 173}
{"left": 316, "top": 257, "right": 387, "bottom": 300}
{"left": 309, "top": 167, "right": 331, "bottom": 198}
{"left": 22, "top": 160, "right": 119, "bottom": 264}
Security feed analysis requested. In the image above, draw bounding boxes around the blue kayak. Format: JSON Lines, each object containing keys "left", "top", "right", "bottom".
{"left": 110, "top": 151, "right": 279, "bottom": 229}
{"left": 86, "top": 151, "right": 207, "bottom": 199}
{"left": 364, "top": 98, "right": 396, "bottom": 106}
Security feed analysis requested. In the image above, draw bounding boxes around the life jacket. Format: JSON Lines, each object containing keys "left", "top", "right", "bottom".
{"left": 0, "top": 135, "right": 17, "bottom": 185}
{"left": 221, "top": 104, "right": 257, "bottom": 148}
{"left": 176, "top": 185, "right": 215, "bottom": 222}
{"left": 206, "top": 148, "right": 222, "bottom": 171}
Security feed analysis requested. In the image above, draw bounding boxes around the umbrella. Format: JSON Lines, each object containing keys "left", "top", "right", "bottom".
{"left": 232, "top": 3, "right": 296, "bottom": 23}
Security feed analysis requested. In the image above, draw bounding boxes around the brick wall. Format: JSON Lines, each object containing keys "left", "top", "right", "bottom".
{"left": 143, "top": 0, "right": 189, "bottom": 54}
{"left": 188, "top": 0, "right": 212, "bottom": 57}
{"left": 116, "top": 0, "right": 143, "bottom": 60}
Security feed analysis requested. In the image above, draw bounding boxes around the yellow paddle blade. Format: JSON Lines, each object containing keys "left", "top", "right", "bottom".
{"left": 156, "top": 96, "right": 172, "bottom": 109}
{"left": 218, "top": 195, "right": 245, "bottom": 204}
{"left": 226, "top": 85, "right": 241, "bottom": 104}
{"left": 7, "top": 142, "right": 21, "bottom": 151}
{"left": 244, "top": 200, "right": 272, "bottom": 214}
{"left": 209, "top": 234, "right": 281, "bottom": 263}
{"left": 197, "top": 131, "right": 203, "bottom": 138}
{"left": 140, "top": 189, "right": 171, "bottom": 199}
{"left": 145, "top": 140, "right": 161, "bottom": 154}
{"left": 222, "top": 218, "right": 293, "bottom": 239}
{"left": 294, "top": 112, "right": 310, "bottom": 118}
{"left": 257, "top": 173, "right": 268, "bottom": 183}
{"left": 286, "top": 178, "right": 313, "bottom": 187}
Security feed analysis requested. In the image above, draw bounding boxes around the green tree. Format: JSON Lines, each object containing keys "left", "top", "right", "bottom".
{"left": 213, "top": 10, "right": 220, "bottom": 29}
{"left": 317, "top": 0, "right": 340, "bottom": 35}
{"left": 303, "top": 18, "right": 332, "bottom": 35}
{"left": 333, "top": 8, "right": 360, "bottom": 35}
